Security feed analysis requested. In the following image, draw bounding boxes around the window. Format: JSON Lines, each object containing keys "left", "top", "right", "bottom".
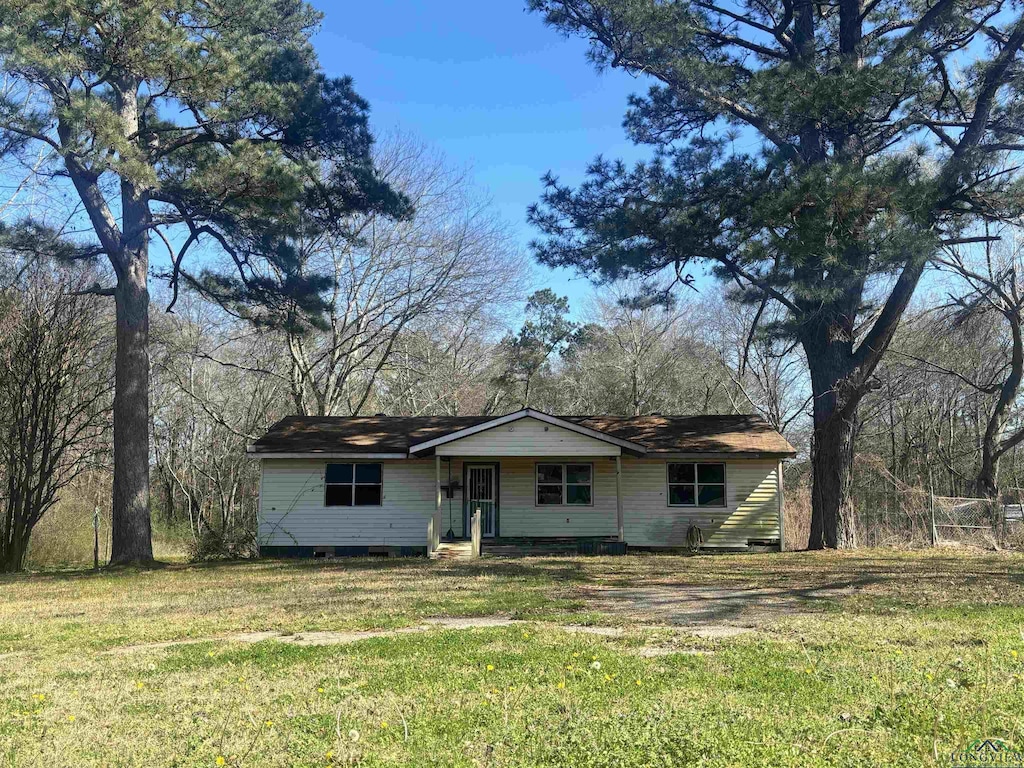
{"left": 536, "top": 463, "right": 592, "bottom": 505}
{"left": 667, "top": 463, "right": 726, "bottom": 507}
{"left": 325, "top": 463, "right": 382, "bottom": 506}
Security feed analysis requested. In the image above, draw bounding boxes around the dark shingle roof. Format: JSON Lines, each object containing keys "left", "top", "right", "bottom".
{"left": 568, "top": 414, "right": 796, "bottom": 455}
{"left": 250, "top": 413, "right": 796, "bottom": 457}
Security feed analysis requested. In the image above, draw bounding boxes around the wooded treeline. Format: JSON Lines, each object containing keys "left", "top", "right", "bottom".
{"left": 8, "top": 223, "right": 1024, "bottom": 564}
{"left": 4, "top": 0, "right": 1024, "bottom": 567}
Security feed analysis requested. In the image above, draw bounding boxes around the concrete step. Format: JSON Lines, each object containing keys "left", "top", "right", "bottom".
{"left": 430, "top": 540, "right": 474, "bottom": 561}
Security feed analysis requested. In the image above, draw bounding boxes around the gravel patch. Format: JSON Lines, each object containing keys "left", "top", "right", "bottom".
{"left": 589, "top": 584, "right": 853, "bottom": 627}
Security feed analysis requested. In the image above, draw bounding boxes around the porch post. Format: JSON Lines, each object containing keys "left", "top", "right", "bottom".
{"left": 777, "top": 459, "right": 786, "bottom": 552}
{"left": 471, "top": 510, "right": 482, "bottom": 558}
{"left": 615, "top": 455, "right": 624, "bottom": 542}
{"left": 434, "top": 455, "right": 443, "bottom": 550}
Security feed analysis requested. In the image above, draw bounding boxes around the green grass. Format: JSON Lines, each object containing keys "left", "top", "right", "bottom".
{"left": 1, "top": 550, "right": 1023, "bottom": 766}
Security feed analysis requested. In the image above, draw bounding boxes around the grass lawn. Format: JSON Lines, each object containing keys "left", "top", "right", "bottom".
{"left": 1, "top": 550, "right": 1023, "bottom": 766}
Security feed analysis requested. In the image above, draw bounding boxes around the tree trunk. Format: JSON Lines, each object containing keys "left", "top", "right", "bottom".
{"left": 108, "top": 79, "right": 154, "bottom": 565}
{"left": 1, "top": 535, "right": 27, "bottom": 573}
{"left": 1, "top": 508, "right": 30, "bottom": 573}
{"left": 109, "top": 238, "right": 154, "bottom": 564}
{"left": 975, "top": 314, "right": 1023, "bottom": 499}
{"left": 804, "top": 326, "right": 860, "bottom": 550}
{"left": 977, "top": 450, "right": 999, "bottom": 499}
{"left": 809, "top": 409, "right": 858, "bottom": 549}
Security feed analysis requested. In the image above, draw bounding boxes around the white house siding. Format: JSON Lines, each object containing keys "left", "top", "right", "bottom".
{"left": 435, "top": 417, "right": 620, "bottom": 456}
{"left": 259, "top": 458, "right": 440, "bottom": 547}
{"left": 257, "top": 456, "right": 781, "bottom": 550}
{"left": 620, "top": 458, "right": 781, "bottom": 548}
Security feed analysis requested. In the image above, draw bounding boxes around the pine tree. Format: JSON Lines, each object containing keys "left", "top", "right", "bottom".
{"left": 527, "top": 0, "right": 1024, "bottom": 548}
{"left": 0, "top": 1, "right": 407, "bottom": 563}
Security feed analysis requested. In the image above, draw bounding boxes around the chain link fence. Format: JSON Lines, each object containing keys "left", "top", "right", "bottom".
{"left": 930, "top": 495, "right": 1014, "bottom": 548}
{"left": 830, "top": 455, "right": 1024, "bottom": 549}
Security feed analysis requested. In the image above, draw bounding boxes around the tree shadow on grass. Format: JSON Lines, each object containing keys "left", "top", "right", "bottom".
{"left": 0, "top": 553, "right": 594, "bottom": 589}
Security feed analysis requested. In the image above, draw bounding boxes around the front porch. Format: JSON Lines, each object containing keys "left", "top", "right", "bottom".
{"left": 412, "top": 413, "right": 646, "bottom": 559}
{"left": 425, "top": 451, "right": 629, "bottom": 559}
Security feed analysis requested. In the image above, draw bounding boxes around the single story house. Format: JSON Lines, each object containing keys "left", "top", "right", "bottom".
{"left": 248, "top": 408, "right": 796, "bottom": 556}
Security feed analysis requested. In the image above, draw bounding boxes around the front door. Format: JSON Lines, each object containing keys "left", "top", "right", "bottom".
{"left": 466, "top": 464, "right": 497, "bottom": 538}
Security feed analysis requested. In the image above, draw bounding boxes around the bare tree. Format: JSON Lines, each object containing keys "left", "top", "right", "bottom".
{"left": 537, "top": 284, "right": 750, "bottom": 416}
{"left": 151, "top": 294, "right": 286, "bottom": 557}
{"left": 582, "top": 284, "right": 686, "bottom": 416}
{"left": 279, "top": 133, "right": 525, "bottom": 416}
{"left": 699, "top": 295, "right": 811, "bottom": 436}
{"left": 931, "top": 234, "right": 1024, "bottom": 496}
{"left": 377, "top": 306, "right": 504, "bottom": 416}
{"left": 0, "top": 264, "right": 112, "bottom": 572}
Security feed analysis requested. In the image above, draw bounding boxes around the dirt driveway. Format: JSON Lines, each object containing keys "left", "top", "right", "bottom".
{"left": 585, "top": 582, "right": 856, "bottom": 627}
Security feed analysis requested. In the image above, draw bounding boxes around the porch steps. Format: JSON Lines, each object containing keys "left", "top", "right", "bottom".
{"left": 430, "top": 540, "right": 474, "bottom": 561}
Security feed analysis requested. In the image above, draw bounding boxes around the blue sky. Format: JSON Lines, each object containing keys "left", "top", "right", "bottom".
{"left": 310, "top": 0, "right": 655, "bottom": 314}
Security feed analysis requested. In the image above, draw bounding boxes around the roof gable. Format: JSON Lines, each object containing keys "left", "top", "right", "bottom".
{"left": 411, "top": 410, "right": 646, "bottom": 456}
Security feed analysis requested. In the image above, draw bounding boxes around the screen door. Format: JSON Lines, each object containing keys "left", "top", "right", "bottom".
{"left": 466, "top": 464, "right": 496, "bottom": 538}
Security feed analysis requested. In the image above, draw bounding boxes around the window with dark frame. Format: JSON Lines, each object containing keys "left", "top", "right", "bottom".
{"left": 536, "top": 463, "right": 592, "bottom": 505}
{"left": 325, "top": 463, "right": 382, "bottom": 507}
{"left": 667, "top": 463, "right": 726, "bottom": 507}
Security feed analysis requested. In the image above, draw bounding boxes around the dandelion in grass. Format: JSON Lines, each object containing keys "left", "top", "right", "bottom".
{"left": 318, "top": 687, "right": 325, "bottom": 693}
{"left": 348, "top": 729, "right": 360, "bottom": 742}
{"left": 522, "top": 631, "right": 530, "bottom": 639}
{"left": 216, "top": 758, "right": 226, "bottom": 766}
{"left": 380, "top": 721, "right": 389, "bottom": 729}
{"left": 1012, "top": 650, "right": 1019, "bottom": 659}
{"left": 264, "top": 720, "right": 274, "bottom": 728}
{"left": 486, "top": 664, "right": 494, "bottom": 672}
{"left": 136, "top": 682, "right": 145, "bottom": 690}
{"left": 556, "top": 681, "right": 565, "bottom": 689}
{"left": 805, "top": 668, "right": 813, "bottom": 674}
{"left": 67, "top": 715, "right": 75, "bottom": 722}
{"left": 590, "top": 661, "right": 601, "bottom": 670}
